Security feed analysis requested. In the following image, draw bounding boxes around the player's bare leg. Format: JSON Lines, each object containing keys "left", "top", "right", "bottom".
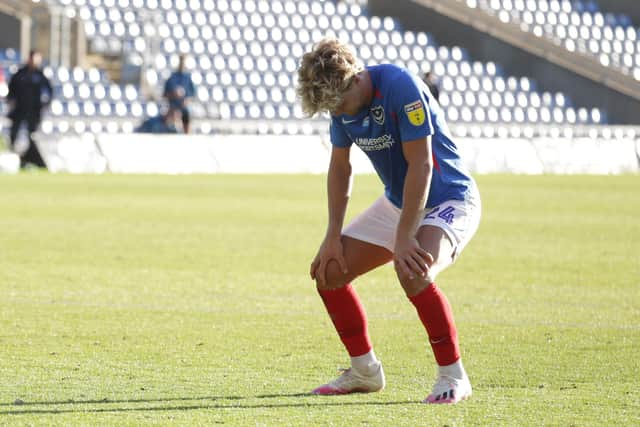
{"left": 312, "top": 236, "right": 392, "bottom": 395}
{"left": 397, "top": 225, "right": 472, "bottom": 404}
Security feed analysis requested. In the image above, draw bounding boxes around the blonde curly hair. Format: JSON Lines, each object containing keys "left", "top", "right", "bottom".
{"left": 296, "top": 38, "right": 363, "bottom": 116}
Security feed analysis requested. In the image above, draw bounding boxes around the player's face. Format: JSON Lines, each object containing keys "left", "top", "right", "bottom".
{"left": 332, "top": 74, "right": 366, "bottom": 116}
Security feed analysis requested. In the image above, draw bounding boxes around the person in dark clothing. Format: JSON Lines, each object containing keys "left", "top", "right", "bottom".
{"left": 135, "top": 108, "right": 180, "bottom": 134}
{"left": 422, "top": 71, "right": 440, "bottom": 103}
{"left": 163, "top": 54, "right": 195, "bottom": 134}
{"left": 6, "top": 50, "right": 52, "bottom": 168}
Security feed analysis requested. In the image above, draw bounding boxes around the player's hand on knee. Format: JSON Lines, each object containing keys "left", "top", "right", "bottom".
{"left": 393, "top": 237, "right": 433, "bottom": 280}
{"left": 310, "top": 237, "right": 348, "bottom": 287}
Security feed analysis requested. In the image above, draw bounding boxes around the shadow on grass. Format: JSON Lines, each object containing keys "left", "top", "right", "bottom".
{"left": 1, "top": 393, "right": 420, "bottom": 415}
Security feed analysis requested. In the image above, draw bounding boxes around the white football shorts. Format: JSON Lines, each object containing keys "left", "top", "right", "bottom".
{"left": 342, "top": 190, "right": 481, "bottom": 260}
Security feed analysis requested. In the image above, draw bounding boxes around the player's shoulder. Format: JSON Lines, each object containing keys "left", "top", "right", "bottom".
{"left": 329, "top": 115, "right": 342, "bottom": 129}
{"left": 13, "top": 66, "right": 28, "bottom": 77}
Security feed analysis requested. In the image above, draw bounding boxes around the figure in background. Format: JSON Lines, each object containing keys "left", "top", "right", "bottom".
{"left": 135, "top": 107, "right": 180, "bottom": 134}
{"left": 163, "top": 54, "right": 195, "bottom": 134}
{"left": 422, "top": 71, "right": 440, "bottom": 103}
{"left": 6, "top": 50, "right": 52, "bottom": 168}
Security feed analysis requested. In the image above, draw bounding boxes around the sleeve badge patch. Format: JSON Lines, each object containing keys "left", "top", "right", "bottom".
{"left": 404, "top": 100, "right": 426, "bottom": 126}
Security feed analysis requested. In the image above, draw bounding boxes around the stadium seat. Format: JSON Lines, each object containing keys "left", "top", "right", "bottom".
{"left": 27, "top": 0, "right": 613, "bottom": 133}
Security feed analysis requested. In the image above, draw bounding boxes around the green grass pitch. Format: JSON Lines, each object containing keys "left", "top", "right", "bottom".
{"left": 0, "top": 172, "right": 638, "bottom": 426}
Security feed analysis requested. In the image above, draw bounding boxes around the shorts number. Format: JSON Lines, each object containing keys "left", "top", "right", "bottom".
{"left": 425, "top": 206, "right": 455, "bottom": 225}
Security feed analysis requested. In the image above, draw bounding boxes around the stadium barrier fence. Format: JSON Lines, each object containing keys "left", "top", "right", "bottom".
{"left": 15, "top": 131, "right": 638, "bottom": 175}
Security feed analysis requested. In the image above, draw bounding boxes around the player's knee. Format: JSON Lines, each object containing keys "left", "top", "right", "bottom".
{"left": 395, "top": 266, "right": 438, "bottom": 296}
{"left": 393, "top": 262, "right": 439, "bottom": 282}
{"left": 423, "top": 270, "right": 437, "bottom": 284}
{"left": 399, "top": 276, "right": 433, "bottom": 296}
{"left": 315, "top": 260, "right": 351, "bottom": 291}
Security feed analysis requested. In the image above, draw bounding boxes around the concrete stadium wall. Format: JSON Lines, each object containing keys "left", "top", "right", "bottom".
{"left": 367, "top": 0, "right": 640, "bottom": 125}
{"left": 4, "top": 132, "right": 633, "bottom": 175}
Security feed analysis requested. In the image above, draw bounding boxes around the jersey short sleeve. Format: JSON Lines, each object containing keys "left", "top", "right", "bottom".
{"left": 329, "top": 119, "right": 353, "bottom": 148}
{"left": 389, "top": 71, "right": 435, "bottom": 143}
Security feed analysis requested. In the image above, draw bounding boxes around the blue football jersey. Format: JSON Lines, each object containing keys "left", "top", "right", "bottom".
{"left": 330, "top": 64, "right": 476, "bottom": 209}
{"left": 163, "top": 72, "right": 195, "bottom": 108}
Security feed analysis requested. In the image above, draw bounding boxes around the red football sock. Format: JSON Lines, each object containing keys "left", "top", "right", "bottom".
{"left": 409, "top": 283, "right": 460, "bottom": 366}
{"left": 318, "top": 284, "right": 372, "bottom": 357}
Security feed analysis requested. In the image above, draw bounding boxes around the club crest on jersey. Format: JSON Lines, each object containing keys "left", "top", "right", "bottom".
{"left": 404, "top": 100, "right": 425, "bottom": 126}
{"left": 370, "top": 105, "right": 385, "bottom": 125}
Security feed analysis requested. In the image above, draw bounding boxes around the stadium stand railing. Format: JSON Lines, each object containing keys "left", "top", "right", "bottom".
{"left": 474, "top": 0, "right": 640, "bottom": 80}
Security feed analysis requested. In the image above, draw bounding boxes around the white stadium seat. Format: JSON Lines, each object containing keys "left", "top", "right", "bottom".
{"left": 27, "top": 0, "right": 616, "bottom": 133}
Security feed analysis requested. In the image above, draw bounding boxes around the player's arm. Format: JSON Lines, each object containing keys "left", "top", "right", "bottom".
{"left": 42, "top": 73, "right": 53, "bottom": 109}
{"left": 163, "top": 77, "right": 174, "bottom": 99}
{"left": 6, "top": 70, "right": 17, "bottom": 102}
{"left": 326, "top": 145, "right": 352, "bottom": 240}
{"left": 186, "top": 77, "right": 195, "bottom": 98}
{"left": 310, "top": 145, "right": 352, "bottom": 284}
{"left": 394, "top": 136, "right": 433, "bottom": 280}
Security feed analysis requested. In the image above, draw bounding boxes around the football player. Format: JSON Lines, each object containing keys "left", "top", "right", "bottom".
{"left": 297, "top": 38, "right": 481, "bottom": 404}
